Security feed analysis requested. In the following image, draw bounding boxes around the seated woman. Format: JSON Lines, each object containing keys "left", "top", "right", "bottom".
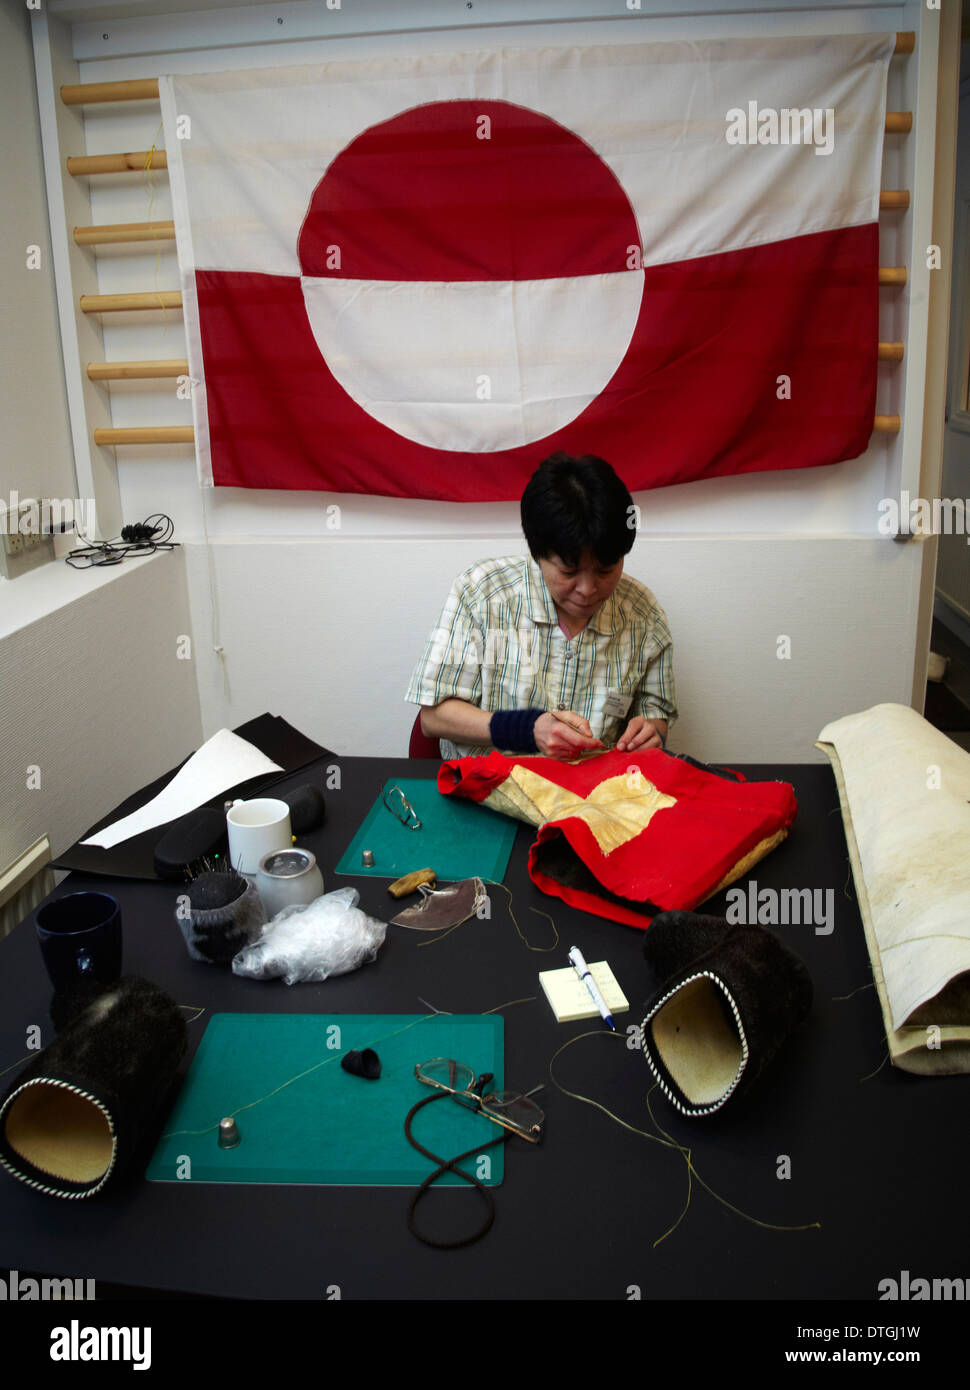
{"left": 406, "top": 452, "right": 677, "bottom": 760}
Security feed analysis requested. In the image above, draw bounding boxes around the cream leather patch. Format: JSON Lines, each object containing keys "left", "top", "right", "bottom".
{"left": 505, "top": 767, "right": 676, "bottom": 855}
{"left": 651, "top": 976, "right": 743, "bottom": 1106}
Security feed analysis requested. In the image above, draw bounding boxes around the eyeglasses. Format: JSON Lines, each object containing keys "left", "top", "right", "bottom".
{"left": 404, "top": 1057, "right": 543, "bottom": 1249}
{"left": 414, "top": 1058, "right": 544, "bottom": 1144}
{"left": 381, "top": 783, "right": 422, "bottom": 830}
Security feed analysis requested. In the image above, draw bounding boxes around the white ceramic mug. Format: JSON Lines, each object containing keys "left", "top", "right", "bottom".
{"left": 226, "top": 798, "right": 292, "bottom": 877}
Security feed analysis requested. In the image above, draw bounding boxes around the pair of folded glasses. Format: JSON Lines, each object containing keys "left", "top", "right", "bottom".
{"left": 404, "top": 1057, "right": 543, "bottom": 1249}
{"left": 381, "top": 783, "right": 422, "bottom": 830}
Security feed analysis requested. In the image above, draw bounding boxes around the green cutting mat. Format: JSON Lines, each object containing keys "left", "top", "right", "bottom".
{"left": 336, "top": 777, "right": 517, "bottom": 882}
{"left": 147, "top": 1013, "right": 504, "bottom": 1186}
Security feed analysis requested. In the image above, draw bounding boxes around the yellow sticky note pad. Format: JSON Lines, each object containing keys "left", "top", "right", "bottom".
{"left": 539, "top": 961, "right": 629, "bottom": 1023}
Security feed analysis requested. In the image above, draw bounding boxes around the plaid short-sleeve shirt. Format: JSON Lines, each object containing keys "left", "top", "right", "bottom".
{"left": 406, "top": 555, "right": 677, "bottom": 758}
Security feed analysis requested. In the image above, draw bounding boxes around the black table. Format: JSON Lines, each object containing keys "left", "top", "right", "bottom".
{"left": 1, "top": 755, "right": 968, "bottom": 1309}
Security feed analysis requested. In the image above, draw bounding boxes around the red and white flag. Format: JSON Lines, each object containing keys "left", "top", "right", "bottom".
{"left": 160, "top": 34, "right": 893, "bottom": 499}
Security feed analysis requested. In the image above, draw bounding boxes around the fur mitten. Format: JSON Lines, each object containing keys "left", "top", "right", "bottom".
{"left": 0, "top": 977, "right": 186, "bottom": 1198}
{"left": 640, "top": 911, "right": 812, "bottom": 1116}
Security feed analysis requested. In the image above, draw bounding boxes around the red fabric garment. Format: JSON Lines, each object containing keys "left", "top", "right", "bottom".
{"left": 438, "top": 749, "right": 797, "bottom": 929}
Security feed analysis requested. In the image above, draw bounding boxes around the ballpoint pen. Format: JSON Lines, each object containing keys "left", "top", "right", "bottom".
{"left": 568, "top": 945, "right": 615, "bottom": 1030}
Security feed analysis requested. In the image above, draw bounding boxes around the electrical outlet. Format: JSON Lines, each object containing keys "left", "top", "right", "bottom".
{"left": 1, "top": 498, "right": 58, "bottom": 573}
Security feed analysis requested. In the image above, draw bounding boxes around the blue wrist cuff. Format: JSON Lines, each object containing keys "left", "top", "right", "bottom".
{"left": 489, "top": 708, "right": 545, "bottom": 754}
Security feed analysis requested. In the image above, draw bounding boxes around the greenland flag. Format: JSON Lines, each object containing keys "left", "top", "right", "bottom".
{"left": 160, "top": 34, "right": 893, "bottom": 499}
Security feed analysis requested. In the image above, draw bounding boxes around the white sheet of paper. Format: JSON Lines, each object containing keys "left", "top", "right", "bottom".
{"left": 81, "top": 728, "right": 284, "bottom": 849}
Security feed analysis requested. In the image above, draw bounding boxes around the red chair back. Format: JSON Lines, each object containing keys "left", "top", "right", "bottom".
{"left": 409, "top": 711, "right": 441, "bottom": 759}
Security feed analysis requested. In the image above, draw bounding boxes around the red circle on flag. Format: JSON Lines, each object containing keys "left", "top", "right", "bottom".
{"left": 297, "top": 99, "right": 640, "bottom": 280}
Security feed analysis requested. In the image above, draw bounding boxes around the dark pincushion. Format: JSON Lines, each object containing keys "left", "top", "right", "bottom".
{"left": 188, "top": 871, "right": 247, "bottom": 910}
{"left": 0, "top": 976, "right": 187, "bottom": 1199}
{"left": 178, "top": 873, "right": 265, "bottom": 966}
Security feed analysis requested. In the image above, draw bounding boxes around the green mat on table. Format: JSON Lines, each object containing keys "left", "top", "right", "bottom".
{"left": 335, "top": 777, "right": 516, "bottom": 882}
{"left": 147, "top": 1013, "right": 504, "bottom": 1186}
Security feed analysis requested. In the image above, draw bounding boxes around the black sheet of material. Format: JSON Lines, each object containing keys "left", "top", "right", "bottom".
{"left": 51, "top": 715, "right": 333, "bottom": 882}
{"left": 5, "top": 756, "right": 970, "bottom": 1303}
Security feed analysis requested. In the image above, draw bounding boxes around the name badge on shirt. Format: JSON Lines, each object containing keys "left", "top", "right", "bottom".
{"left": 603, "top": 691, "right": 633, "bottom": 720}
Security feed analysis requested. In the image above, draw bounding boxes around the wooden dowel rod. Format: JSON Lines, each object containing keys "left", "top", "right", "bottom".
{"left": 68, "top": 151, "right": 168, "bottom": 175}
{"left": 58, "top": 73, "right": 916, "bottom": 135}
{"left": 94, "top": 420, "right": 902, "bottom": 445}
{"left": 74, "top": 221, "right": 175, "bottom": 246}
{"left": 94, "top": 427, "right": 194, "bottom": 445}
{"left": 88, "top": 360, "right": 188, "bottom": 381}
{"left": 894, "top": 32, "right": 915, "bottom": 55}
{"left": 81, "top": 291, "right": 182, "bottom": 313}
{"left": 89, "top": 350, "right": 902, "bottom": 378}
{"left": 60, "top": 78, "right": 159, "bottom": 106}
{"left": 82, "top": 276, "right": 906, "bottom": 314}
{"left": 72, "top": 193, "right": 908, "bottom": 230}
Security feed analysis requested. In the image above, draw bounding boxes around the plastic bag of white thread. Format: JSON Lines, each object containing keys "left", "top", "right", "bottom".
{"left": 231, "top": 887, "right": 386, "bottom": 985}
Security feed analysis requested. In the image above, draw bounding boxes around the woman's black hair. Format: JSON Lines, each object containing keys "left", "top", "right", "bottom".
{"left": 520, "top": 452, "right": 636, "bottom": 567}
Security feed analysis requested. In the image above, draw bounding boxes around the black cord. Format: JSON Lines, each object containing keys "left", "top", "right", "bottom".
{"left": 65, "top": 513, "right": 180, "bottom": 569}
{"left": 404, "top": 1092, "right": 511, "bottom": 1249}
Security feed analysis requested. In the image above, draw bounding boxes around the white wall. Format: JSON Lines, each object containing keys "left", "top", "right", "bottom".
{"left": 0, "top": 3, "right": 203, "bottom": 876}
{"left": 0, "top": 1, "right": 75, "bottom": 503}
{"left": 0, "top": 551, "right": 202, "bottom": 867}
{"left": 184, "top": 535, "right": 922, "bottom": 761}
{"left": 28, "top": 0, "right": 940, "bottom": 765}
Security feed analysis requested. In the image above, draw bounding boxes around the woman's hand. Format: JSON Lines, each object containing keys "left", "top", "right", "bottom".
{"left": 533, "top": 711, "right": 604, "bottom": 759}
{"left": 616, "top": 716, "right": 666, "bottom": 753}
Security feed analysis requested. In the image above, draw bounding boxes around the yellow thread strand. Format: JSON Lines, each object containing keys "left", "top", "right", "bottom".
{"left": 162, "top": 1012, "right": 437, "bottom": 1140}
{"left": 843, "top": 858, "right": 855, "bottom": 901}
{"left": 163, "top": 993, "right": 537, "bottom": 1140}
{"left": 0, "top": 1054, "right": 32, "bottom": 1082}
{"left": 483, "top": 996, "right": 536, "bottom": 1015}
{"left": 549, "top": 1030, "right": 820, "bottom": 1241}
{"left": 859, "top": 1048, "right": 891, "bottom": 1082}
{"left": 548, "top": 1032, "right": 677, "bottom": 1150}
{"left": 414, "top": 879, "right": 559, "bottom": 952}
{"left": 643, "top": 1086, "right": 820, "bottom": 1236}
{"left": 179, "top": 1004, "right": 206, "bottom": 1023}
{"left": 650, "top": 1086, "right": 692, "bottom": 1248}
{"left": 833, "top": 982, "right": 875, "bottom": 1002}
{"left": 485, "top": 879, "right": 560, "bottom": 952}
{"left": 143, "top": 122, "right": 162, "bottom": 213}
{"left": 417, "top": 996, "right": 535, "bottom": 1017}
{"left": 416, "top": 917, "right": 468, "bottom": 948}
